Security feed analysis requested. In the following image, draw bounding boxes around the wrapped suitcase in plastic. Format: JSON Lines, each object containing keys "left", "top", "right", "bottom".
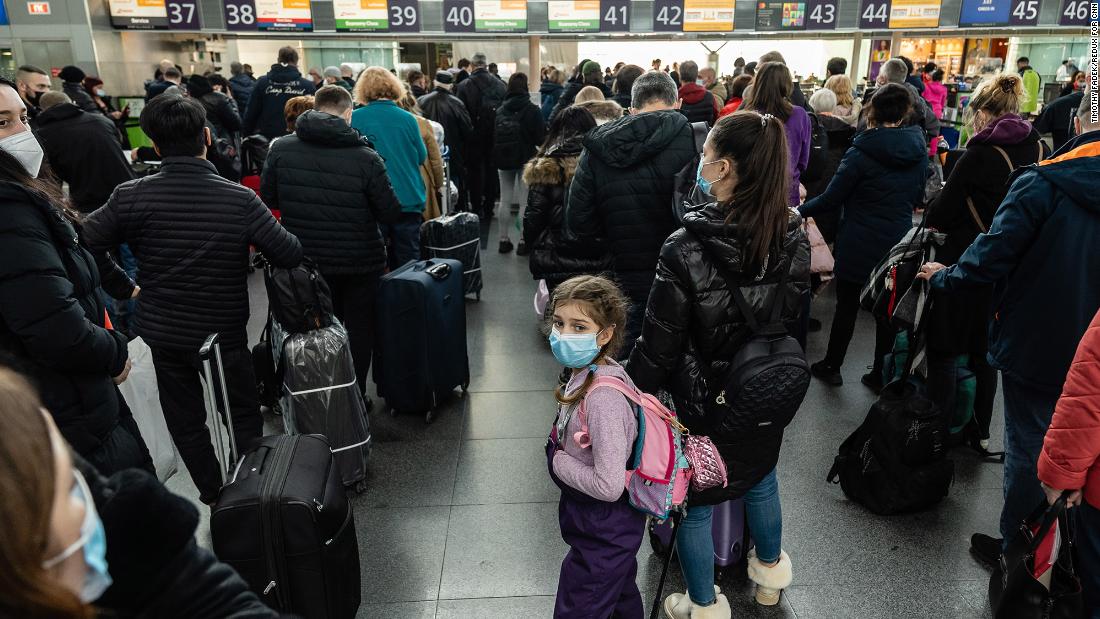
{"left": 421, "top": 211, "right": 482, "bottom": 300}
{"left": 271, "top": 318, "right": 371, "bottom": 490}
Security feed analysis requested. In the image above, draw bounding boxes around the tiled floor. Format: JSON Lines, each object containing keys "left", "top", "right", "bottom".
{"left": 169, "top": 220, "right": 1005, "bottom": 618}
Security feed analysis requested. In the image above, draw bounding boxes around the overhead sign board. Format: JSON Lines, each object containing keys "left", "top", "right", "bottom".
{"left": 959, "top": 0, "right": 1041, "bottom": 26}
{"left": 548, "top": 0, "right": 600, "bottom": 32}
{"left": 859, "top": 0, "right": 940, "bottom": 28}
{"left": 110, "top": 0, "right": 170, "bottom": 28}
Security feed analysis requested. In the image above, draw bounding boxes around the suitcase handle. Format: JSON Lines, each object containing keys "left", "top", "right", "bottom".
{"left": 424, "top": 262, "right": 451, "bottom": 280}
{"left": 200, "top": 333, "right": 240, "bottom": 485}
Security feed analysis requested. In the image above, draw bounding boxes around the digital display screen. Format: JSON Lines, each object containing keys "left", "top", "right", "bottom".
{"left": 756, "top": 1, "right": 806, "bottom": 29}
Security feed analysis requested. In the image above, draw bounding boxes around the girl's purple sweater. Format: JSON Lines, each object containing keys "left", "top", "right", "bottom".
{"left": 552, "top": 361, "right": 639, "bottom": 503}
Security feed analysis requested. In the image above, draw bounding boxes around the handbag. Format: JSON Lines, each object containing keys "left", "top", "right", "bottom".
{"left": 117, "top": 337, "right": 180, "bottom": 482}
{"left": 989, "top": 493, "right": 1083, "bottom": 618}
{"left": 804, "top": 217, "right": 834, "bottom": 277}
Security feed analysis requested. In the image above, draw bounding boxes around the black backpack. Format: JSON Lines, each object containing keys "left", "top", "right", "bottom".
{"left": 671, "top": 121, "right": 710, "bottom": 223}
{"left": 827, "top": 378, "right": 954, "bottom": 514}
{"left": 240, "top": 134, "right": 270, "bottom": 177}
{"left": 800, "top": 111, "right": 829, "bottom": 184}
{"left": 466, "top": 76, "right": 504, "bottom": 137}
{"left": 702, "top": 253, "right": 811, "bottom": 439}
{"left": 263, "top": 258, "right": 334, "bottom": 333}
{"left": 492, "top": 108, "right": 525, "bottom": 169}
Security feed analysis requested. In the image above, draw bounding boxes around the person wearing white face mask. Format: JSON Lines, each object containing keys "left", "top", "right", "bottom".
{"left": 0, "top": 76, "right": 155, "bottom": 478}
{"left": 0, "top": 367, "right": 280, "bottom": 618}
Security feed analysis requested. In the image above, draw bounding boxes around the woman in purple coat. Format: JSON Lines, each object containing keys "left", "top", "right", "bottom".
{"left": 745, "top": 62, "right": 811, "bottom": 206}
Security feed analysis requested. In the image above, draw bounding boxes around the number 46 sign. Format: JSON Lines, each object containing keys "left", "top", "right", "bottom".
{"left": 1059, "top": 0, "right": 1093, "bottom": 25}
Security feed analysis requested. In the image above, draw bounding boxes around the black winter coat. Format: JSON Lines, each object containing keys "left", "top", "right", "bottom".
{"left": 550, "top": 80, "right": 613, "bottom": 122}
{"left": 80, "top": 462, "right": 278, "bottom": 618}
{"left": 564, "top": 110, "right": 696, "bottom": 340}
{"left": 803, "top": 114, "right": 857, "bottom": 244}
{"left": 200, "top": 91, "right": 242, "bottom": 137}
{"left": 1034, "top": 91, "right": 1082, "bottom": 151}
{"left": 611, "top": 92, "right": 633, "bottom": 111}
{"left": 628, "top": 204, "right": 811, "bottom": 504}
{"left": 454, "top": 68, "right": 506, "bottom": 145}
{"left": 522, "top": 137, "right": 612, "bottom": 287}
{"left": 242, "top": 64, "right": 316, "bottom": 140}
{"left": 63, "top": 80, "right": 99, "bottom": 113}
{"left": 261, "top": 110, "right": 402, "bottom": 276}
{"left": 0, "top": 183, "right": 152, "bottom": 475}
{"left": 800, "top": 125, "right": 928, "bottom": 284}
{"left": 925, "top": 116, "right": 1047, "bottom": 355}
{"left": 540, "top": 81, "right": 564, "bottom": 122}
{"left": 83, "top": 157, "right": 302, "bottom": 351}
{"left": 494, "top": 93, "right": 546, "bottom": 170}
{"left": 418, "top": 86, "right": 474, "bottom": 171}
{"left": 34, "top": 102, "right": 135, "bottom": 213}
{"left": 228, "top": 73, "right": 256, "bottom": 114}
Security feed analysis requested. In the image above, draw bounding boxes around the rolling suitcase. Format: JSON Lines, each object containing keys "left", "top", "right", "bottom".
{"left": 648, "top": 499, "right": 750, "bottom": 579}
{"left": 204, "top": 334, "right": 361, "bottom": 619}
{"left": 374, "top": 259, "right": 469, "bottom": 423}
{"left": 271, "top": 318, "right": 372, "bottom": 491}
{"left": 421, "top": 162, "right": 482, "bottom": 300}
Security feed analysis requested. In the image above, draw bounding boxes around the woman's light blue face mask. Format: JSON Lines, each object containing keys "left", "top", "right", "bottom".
{"left": 43, "top": 469, "right": 112, "bottom": 602}
{"left": 549, "top": 327, "right": 608, "bottom": 368}
{"left": 696, "top": 159, "right": 726, "bottom": 197}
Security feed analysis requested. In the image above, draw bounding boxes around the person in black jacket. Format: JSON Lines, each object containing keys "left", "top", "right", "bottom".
{"left": 858, "top": 59, "right": 939, "bottom": 141}
{"left": 188, "top": 75, "right": 243, "bottom": 181}
{"left": 523, "top": 106, "right": 609, "bottom": 292}
{"left": 243, "top": 47, "right": 316, "bottom": 141}
{"left": 35, "top": 92, "right": 135, "bottom": 214}
{"left": 1034, "top": 89, "right": 1084, "bottom": 151}
{"left": 676, "top": 60, "right": 718, "bottom": 126}
{"left": 550, "top": 60, "right": 612, "bottom": 122}
{"left": 0, "top": 379, "right": 276, "bottom": 619}
{"left": 800, "top": 84, "right": 928, "bottom": 391}
{"left": 629, "top": 112, "right": 809, "bottom": 616}
{"left": 564, "top": 70, "right": 697, "bottom": 353}
{"left": 805, "top": 87, "right": 857, "bottom": 243}
{"left": 228, "top": 61, "right": 255, "bottom": 114}
{"left": 454, "top": 53, "right": 506, "bottom": 217}
{"left": 16, "top": 64, "right": 50, "bottom": 124}
{"left": 83, "top": 94, "right": 303, "bottom": 506}
{"left": 419, "top": 70, "right": 474, "bottom": 204}
{"left": 493, "top": 73, "right": 546, "bottom": 254}
{"left": 610, "top": 64, "right": 644, "bottom": 111}
{"left": 924, "top": 74, "right": 1047, "bottom": 452}
{"left": 540, "top": 68, "right": 565, "bottom": 123}
{"left": 58, "top": 66, "right": 98, "bottom": 113}
{"left": 261, "top": 86, "right": 401, "bottom": 387}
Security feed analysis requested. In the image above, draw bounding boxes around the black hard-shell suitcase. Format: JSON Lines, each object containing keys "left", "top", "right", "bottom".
{"left": 374, "top": 259, "right": 469, "bottom": 423}
{"left": 421, "top": 212, "right": 483, "bottom": 300}
{"left": 203, "top": 334, "right": 360, "bottom": 619}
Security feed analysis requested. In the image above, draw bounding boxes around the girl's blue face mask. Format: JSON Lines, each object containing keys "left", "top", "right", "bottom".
{"left": 696, "top": 159, "right": 726, "bottom": 197}
{"left": 549, "top": 327, "right": 607, "bottom": 368}
{"left": 43, "top": 469, "right": 112, "bottom": 602}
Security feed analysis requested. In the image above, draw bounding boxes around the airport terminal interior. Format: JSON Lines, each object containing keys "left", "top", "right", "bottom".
{"left": 0, "top": 0, "right": 1095, "bottom": 617}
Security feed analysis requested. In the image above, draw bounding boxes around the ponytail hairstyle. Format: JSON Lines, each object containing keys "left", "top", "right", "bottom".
{"left": 743, "top": 62, "right": 794, "bottom": 121}
{"left": 966, "top": 73, "right": 1022, "bottom": 134}
{"left": 549, "top": 275, "right": 630, "bottom": 405}
{"left": 708, "top": 111, "right": 791, "bottom": 273}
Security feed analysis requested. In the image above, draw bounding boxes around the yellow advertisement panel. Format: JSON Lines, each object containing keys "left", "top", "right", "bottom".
{"left": 683, "top": 0, "right": 735, "bottom": 31}
{"left": 888, "top": 0, "right": 941, "bottom": 28}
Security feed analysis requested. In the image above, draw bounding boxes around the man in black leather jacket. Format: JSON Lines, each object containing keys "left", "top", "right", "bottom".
{"left": 418, "top": 71, "right": 474, "bottom": 201}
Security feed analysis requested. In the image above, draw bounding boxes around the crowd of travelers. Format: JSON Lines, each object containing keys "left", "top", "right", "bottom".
{"left": 0, "top": 41, "right": 1097, "bottom": 619}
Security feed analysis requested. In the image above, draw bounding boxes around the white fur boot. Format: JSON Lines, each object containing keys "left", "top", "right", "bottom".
{"left": 747, "top": 548, "right": 792, "bottom": 606}
{"left": 663, "top": 585, "right": 731, "bottom": 619}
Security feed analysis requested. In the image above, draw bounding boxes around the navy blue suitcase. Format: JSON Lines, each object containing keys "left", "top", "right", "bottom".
{"left": 374, "top": 259, "right": 469, "bottom": 423}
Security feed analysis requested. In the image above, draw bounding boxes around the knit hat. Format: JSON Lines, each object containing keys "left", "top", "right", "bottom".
{"left": 58, "top": 65, "right": 86, "bottom": 83}
{"left": 434, "top": 70, "right": 454, "bottom": 85}
{"left": 323, "top": 66, "right": 342, "bottom": 79}
{"left": 582, "top": 61, "right": 602, "bottom": 78}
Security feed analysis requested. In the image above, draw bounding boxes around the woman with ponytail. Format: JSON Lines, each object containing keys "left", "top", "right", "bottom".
{"left": 629, "top": 111, "right": 810, "bottom": 617}
{"left": 923, "top": 74, "right": 1048, "bottom": 454}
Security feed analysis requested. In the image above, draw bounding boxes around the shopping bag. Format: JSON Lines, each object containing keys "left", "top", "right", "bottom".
{"left": 118, "top": 337, "right": 179, "bottom": 482}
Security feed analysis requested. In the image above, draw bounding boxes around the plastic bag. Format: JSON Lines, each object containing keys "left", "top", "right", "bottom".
{"left": 534, "top": 279, "right": 550, "bottom": 318}
{"left": 118, "top": 337, "right": 179, "bottom": 482}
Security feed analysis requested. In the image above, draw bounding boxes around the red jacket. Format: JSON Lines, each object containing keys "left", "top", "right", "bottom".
{"left": 1038, "top": 308, "right": 1100, "bottom": 509}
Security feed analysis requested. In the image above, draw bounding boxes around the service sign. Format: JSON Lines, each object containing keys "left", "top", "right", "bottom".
{"left": 959, "top": 0, "right": 1040, "bottom": 26}
{"left": 1059, "top": 0, "right": 1092, "bottom": 25}
{"left": 475, "top": 0, "right": 527, "bottom": 32}
{"left": 683, "top": 0, "right": 735, "bottom": 31}
{"left": 548, "top": 0, "right": 600, "bottom": 33}
{"left": 109, "top": 0, "right": 171, "bottom": 29}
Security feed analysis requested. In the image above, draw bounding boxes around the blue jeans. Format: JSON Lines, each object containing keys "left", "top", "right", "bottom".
{"left": 677, "top": 469, "right": 783, "bottom": 605}
{"left": 1078, "top": 502, "right": 1100, "bottom": 618}
{"left": 999, "top": 375, "right": 1061, "bottom": 546}
{"left": 384, "top": 211, "right": 423, "bottom": 271}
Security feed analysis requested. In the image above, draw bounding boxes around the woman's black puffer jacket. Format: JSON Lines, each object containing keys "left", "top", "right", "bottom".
{"left": 628, "top": 203, "right": 810, "bottom": 504}
{"left": 0, "top": 182, "right": 150, "bottom": 476}
{"left": 522, "top": 136, "right": 612, "bottom": 288}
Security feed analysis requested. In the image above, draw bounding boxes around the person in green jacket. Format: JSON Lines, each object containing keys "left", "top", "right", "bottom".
{"left": 1017, "top": 57, "right": 1042, "bottom": 117}
{"left": 351, "top": 67, "right": 428, "bottom": 270}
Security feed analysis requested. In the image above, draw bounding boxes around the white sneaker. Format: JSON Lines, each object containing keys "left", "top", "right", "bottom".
{"left": 663, "top": 586, "right": 730, "bottom": 619}
{"left": 747, "top": 548, "right": 792, "bottom": 606}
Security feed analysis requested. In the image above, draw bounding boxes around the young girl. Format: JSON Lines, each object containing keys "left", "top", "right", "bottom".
{"left": 545, "top": 275, "right": 644, "bottom": 618}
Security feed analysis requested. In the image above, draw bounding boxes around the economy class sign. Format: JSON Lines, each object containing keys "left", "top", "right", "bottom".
{"left": 683, "top": 0, "right": 735, "bottom": 31}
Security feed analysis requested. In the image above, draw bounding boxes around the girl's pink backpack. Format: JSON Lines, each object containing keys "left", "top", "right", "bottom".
{"left": 577, "top": 376, "right": 726, "bottom": 520}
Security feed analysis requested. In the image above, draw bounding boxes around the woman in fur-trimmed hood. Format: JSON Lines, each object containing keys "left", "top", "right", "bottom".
{"left": 522, "top": 106, "right": 610, "bottom": 291}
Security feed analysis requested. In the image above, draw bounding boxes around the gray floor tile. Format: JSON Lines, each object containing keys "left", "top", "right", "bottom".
{"left": 435, "top": 596, "right": 556, "bottom": 618}
{"left": 438, "top": 502, "right": 567, "bottom": 599}
{"left": 357, "top": 440, "right": 460, "bottom": 508}
{"left": 359, "top": 505, "right": 450, "bottom": 604}
{"left": 357, "top": 600, "right": 437, "bottom": 619}
{"left": 368, "top": 392, "right": 468, "bottom": 443}
{"left": 784, "top": 579, "right": 991, "bottom": 619}
{"left": 463, "top": 390, "right": 557, "bottom": 440}
{"left": 467, "top": 351, "right": 561, "bottom": 393}
{"left": 452, "top": 438, "right": 560, "bottom": 505}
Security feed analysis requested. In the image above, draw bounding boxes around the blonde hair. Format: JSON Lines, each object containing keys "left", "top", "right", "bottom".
{"left": 824, "top": 74, "right": 854, "bottom": 108}
{"left": 549, "top": 275, "right": 630, "bottom": 405}
{"left": 574, "top": 85, "right": 606, "bottom": 104}
{"left": 395, "top": 87, "right": 422, "bottom": 115}
{"left": 550, "top": 68, "right": 565, "bottom": 85}
{"left": 969, "top": 73, "right": 1023, "bottom": 124}
{"left": 354, "top": 66, "right": 406, "bottom": 104}
{"left": 283, "top": 95, "right": 315, "bottom": 132}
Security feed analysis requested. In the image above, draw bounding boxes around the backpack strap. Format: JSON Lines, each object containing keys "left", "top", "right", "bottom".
{"left": 576, "top": 376, "right": 683, "bottom": 446}
{"left": 965, "top": 145, "right": 1022, "bottom": 235}
{"left": 690, "top": 121, "right": 708, "bottom": 153}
